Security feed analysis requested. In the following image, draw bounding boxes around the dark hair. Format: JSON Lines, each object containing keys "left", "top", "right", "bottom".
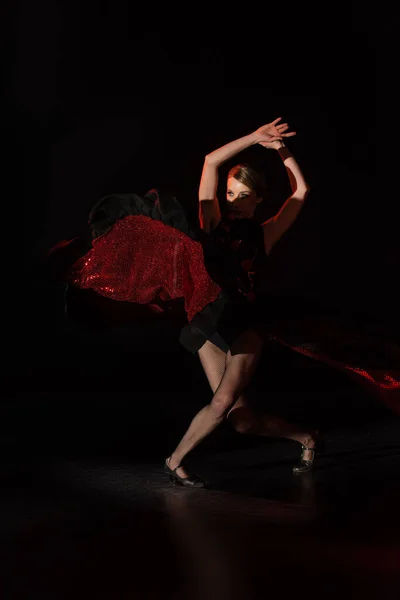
{"left": 227, "top": 163, "right": 267, "bottom": 198}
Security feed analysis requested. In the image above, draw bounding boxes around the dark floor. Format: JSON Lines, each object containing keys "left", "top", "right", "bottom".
{"left": 2, "top": 290, "right": 400, "bottom": 599}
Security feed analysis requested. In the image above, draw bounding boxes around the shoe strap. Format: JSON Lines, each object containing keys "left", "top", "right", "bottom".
{"left": 167, "top": 458, "right": 182, "bottom": 472}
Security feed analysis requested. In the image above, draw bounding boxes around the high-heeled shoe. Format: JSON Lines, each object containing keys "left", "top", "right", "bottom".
{"left": 293, "top": 432, "right": 323, "bottom": 474}
{"left": 164, "top": 459, "right": 206, "bottom": 488}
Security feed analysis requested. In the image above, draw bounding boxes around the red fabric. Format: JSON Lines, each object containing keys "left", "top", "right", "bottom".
{"left": 69, "top": 215, "right": 222, "bottom": 322}
{"left": 274, "top": 337, "right": 400, "bottom": 417}
{"left": 267, "top": 314, "right": 400, "bottom": 417}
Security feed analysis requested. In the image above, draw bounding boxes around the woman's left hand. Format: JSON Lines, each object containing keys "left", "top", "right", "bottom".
{"left": 254, "top": 118, "right": 296, "bottom": 145}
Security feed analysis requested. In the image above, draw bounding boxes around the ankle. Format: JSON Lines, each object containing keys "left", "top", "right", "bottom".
{"left": 302, "top": 433, "right": 316, "bottom": 448}
{"left": 167, "top": 455, "right": 181, "bottom": 470}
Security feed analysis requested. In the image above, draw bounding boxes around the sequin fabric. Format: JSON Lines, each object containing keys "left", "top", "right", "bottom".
{"left": 69, "top": 215, "right": 222, "bottom": 322}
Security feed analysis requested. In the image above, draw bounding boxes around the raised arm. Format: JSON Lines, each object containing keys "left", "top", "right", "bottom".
{"left": 260, "top": 138, "right": 310, "bottom": 255}
{"left": 198, "top": 118, "right": 292, "bottom": 233}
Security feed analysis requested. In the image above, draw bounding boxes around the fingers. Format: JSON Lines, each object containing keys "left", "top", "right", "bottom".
{"left": 275, "top": 121, "right": 296, "bottom": 137}
{"left": 271, "top": 117, "right": 282, "bottom": 125}
{"left": 276, "top": 122, "right": 296, "bottom": 136}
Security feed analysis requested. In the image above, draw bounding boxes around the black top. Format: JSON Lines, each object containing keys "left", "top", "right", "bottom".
{"left": 210, "top": 216, "right": 268, "bottom": 299}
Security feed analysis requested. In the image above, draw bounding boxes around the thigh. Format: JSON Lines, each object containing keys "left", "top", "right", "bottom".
{"left": 198, "top": 340, "right": 227, "bottom": 392}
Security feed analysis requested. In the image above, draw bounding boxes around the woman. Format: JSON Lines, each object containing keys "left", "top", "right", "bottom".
{"left": 54, "top": 119, "right": 318, "bottom": 489}
{"left": 166, "top": 116, "right": 400, "bottom": 486}
{"left": 165, "top": 118, "right": 319, "bottom": 485}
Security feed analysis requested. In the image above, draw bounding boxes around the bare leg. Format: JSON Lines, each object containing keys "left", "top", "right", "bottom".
{"left": 228, "top": 403, "right": 316, "bottom": 460}
{"left": 167, "top": 330, "right": 263, "bottom": 478}
{"left": 197, "top": 339, "right": 317, "bottom": 461}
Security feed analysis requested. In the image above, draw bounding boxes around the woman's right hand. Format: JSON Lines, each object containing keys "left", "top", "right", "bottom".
{"left": 254, "top": 118, "right": 296, "bottom": 144}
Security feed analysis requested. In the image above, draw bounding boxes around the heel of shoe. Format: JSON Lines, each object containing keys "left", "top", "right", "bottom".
{"left": 293, "top": 432, "right": 323, "bottom": 474}
{"left": 164, "top": 459, "right": 206, "bottom": 488}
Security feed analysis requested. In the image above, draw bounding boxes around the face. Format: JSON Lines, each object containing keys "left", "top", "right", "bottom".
{"left": 226, "top": 177, "right": 262, "bottom": 219}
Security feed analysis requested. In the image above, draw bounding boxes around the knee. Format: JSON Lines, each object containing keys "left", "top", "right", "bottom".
{"left": 210, "top": 393, "right": 235, "bottom": 420}
{"left": 230, "top": 418, "right": 253, "bottom": 435}
{"left": 228, "top": 407, "right": 256, "bottom": 435}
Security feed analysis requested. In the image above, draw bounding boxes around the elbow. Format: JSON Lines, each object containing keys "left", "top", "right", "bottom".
{"left": 301, "top": 180, "right": 311, "bottom": 194}
{"left": 204, "top": 154, "right": 219, "bottom": 167}
{"left": 297, "top": 182, "right": 311, "bottom": 201}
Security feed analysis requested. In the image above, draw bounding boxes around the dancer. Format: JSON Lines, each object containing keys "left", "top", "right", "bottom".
{"left": 49, "top": 119, "right": 319, "bottom": 489}
{"left": 165, "top": 118, "right": 321, "bottom": 484}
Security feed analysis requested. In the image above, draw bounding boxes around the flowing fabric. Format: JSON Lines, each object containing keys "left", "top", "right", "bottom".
{"left": 69, "top": 215, "right": 222, "bottom": 322}
{"left": 267, "top": 316, "right": 400, "bottom": 416}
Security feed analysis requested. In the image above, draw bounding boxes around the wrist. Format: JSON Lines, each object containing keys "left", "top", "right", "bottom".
{"left": 249, "top": 131, "right": 261, "bottom": 145}
{"left": 277, "top": 145, "right": 292, "bottom": 161}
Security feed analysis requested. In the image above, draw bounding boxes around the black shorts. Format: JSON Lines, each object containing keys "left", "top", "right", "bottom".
{"left": 179, "top": 291, "right": 256, "bottom": 354}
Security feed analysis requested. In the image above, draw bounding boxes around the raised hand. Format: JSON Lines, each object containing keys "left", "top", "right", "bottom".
{"left": 254, "top": 118, "right": 296, "bottom": 145}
